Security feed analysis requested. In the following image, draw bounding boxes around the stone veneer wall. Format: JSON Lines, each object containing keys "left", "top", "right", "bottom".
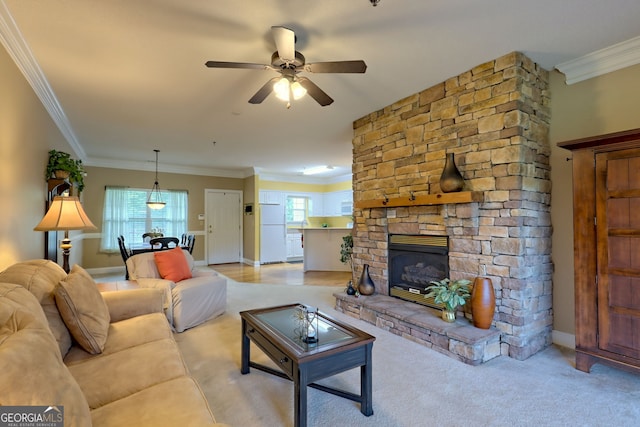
{"left": 351, "top": 52, "right": 552, "bottom": 360}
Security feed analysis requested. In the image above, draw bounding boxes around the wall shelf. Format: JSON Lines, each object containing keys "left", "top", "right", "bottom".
{"left": 354, "top": 191, "right": 484, "bottom": 209}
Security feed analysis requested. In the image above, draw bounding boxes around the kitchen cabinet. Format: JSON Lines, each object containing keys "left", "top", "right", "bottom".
{"left": 558, "top": 128, "right": 640, "bottom": 374}
{"left": 309, "top": 193, "right": 324, "bottom": 217}
{"left": 323, "top": 190, "right": 353, "bottom": 216}
{"left": 286, "top": 232, "right": 304, "bottom": 259}
{"left": 259, "top": 190, "right": 284, "bottom": 205}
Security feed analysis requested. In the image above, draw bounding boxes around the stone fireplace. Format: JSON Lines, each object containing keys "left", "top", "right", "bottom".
{"left": 335, "top": 52, "right": 553, "bottom": 362}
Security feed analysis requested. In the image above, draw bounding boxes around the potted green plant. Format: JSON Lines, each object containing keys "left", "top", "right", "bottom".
{"left": 424, "top": 278, "right": 471, "bottom": 322}
{"left": 339, "top": 234, "right": 357, "bottom": 295}
{"left": 45, "top": 149, "right": 85, "bottom": 192}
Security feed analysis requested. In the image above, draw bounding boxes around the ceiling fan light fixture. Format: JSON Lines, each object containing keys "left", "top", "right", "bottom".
{"left": 291, "top": 81, "right": 307, "bottom": 100}
{"left": 274, "top": 77, "right": 290, "bottom": 101}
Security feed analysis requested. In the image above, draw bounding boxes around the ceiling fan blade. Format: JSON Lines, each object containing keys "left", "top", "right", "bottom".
{"left": 248, "top": 77, "right": 280, "bottom": 104}
{"left": 304, "top": 60, "right": 367, "bottom": 73}
{"left": 271, "top": 26, "right": 296, "bottom": 63}
{"left": 297, "top": 77, "right": 334, "bottom": 106}
{"left": 205, "top": 61, "right": 272, "bottom": 70}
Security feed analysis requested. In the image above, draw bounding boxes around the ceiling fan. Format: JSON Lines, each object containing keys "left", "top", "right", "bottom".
{"left": 205, "top": 26, "right": 367, "bottom": 107}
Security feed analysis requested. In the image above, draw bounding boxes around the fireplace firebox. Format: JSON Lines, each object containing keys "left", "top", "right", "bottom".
{"left": 388, "top": 234, "right": 449, "bottom": 309}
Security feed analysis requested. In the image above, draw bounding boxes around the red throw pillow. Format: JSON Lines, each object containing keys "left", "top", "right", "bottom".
{"left": 154, "top": 247, "right": 192, "bottom": 282}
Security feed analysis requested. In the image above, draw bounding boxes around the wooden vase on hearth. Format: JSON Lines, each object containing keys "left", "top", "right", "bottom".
{"left": 471, "top": 277, "right": 495, "bottom": 329}
{"left": 358, "top": 264, "right": 375, "bottom": 296}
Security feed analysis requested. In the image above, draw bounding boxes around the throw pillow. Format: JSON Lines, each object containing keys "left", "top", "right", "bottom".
{"left": 55, "top": 265, "right": 110, "bottom": 354}
{"left": 154, "top": 247, "right": 193, "bottom": 282}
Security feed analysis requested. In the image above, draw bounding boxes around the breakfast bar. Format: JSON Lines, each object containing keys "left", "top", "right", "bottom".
{"left": 302, "top": 227, "right": 352, "bottom": 272}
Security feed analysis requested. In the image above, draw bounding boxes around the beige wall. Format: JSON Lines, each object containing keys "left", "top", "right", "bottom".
{"left": 80, "top": 166, "right": 245, "bottom": 269}
{"left": 549, "top": 63, "right": 640, "bottom": 336}
{"left": 0, "top": 44, "right": 75, "bottom": 271}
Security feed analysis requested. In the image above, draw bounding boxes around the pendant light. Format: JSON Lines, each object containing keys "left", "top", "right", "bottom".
{"left": 146, "top": 149, "right": 166, "bottom": 210}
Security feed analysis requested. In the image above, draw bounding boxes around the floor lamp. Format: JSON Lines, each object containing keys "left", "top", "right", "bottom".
{"left": 34, "top": 195, "right": 97, "bottom": 273}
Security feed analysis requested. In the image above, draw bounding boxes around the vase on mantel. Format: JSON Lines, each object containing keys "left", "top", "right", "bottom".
{"left": 439, "top": 152, "right": 464, "bottom": 193}
{"left": 357, "top": 264, "right": 375, "bottom": 296}
{"left": 470, "top": 277, "right": 495, "bottom": 329}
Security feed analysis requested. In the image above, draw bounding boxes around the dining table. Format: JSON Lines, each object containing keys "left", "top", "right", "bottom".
{"left": 129, "top": 240, "right": 186, "bottom": 255}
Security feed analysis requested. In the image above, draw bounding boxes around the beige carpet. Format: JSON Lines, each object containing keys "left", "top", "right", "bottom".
{"left": 173, "top": 275, "right": 640, "bottom": 427}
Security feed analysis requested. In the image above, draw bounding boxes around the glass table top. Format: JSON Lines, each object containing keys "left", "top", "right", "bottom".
{"left": 255, "top": 305, "right": 353, "bottom": 351}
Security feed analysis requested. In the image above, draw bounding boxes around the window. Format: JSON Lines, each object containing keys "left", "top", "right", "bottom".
{"left": 286, "top": 196, "right": 308, "bottom": 224}
{"left": 100, "top": 186, "right": 188, "bottom": 252}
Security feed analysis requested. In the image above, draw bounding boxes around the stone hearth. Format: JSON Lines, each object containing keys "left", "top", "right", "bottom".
{"left": 342, "top": 51, "right": 553, "bottom": 362}
{"left": 334, "top": 292, "right": 501, "bottom": 365}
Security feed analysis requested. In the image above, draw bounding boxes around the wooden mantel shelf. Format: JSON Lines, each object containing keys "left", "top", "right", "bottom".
{"left": 354, "top": 191, "right": 483, "bottom": 209}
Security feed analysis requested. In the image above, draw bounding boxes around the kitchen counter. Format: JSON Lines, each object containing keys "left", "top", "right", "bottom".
{"left": 302, "top": 228, "right": 352, "bottom": 272}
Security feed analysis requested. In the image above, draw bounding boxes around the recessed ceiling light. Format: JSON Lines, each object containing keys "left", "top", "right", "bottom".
{"left": 303, "top": 166, "right": 334, "bottom": 175}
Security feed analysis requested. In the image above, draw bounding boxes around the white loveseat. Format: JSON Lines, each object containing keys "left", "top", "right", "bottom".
{"left": 125, "top": 249, "right": 227, "bottom": 332}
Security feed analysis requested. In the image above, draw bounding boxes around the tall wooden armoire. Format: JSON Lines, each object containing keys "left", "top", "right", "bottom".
{"left": 559, "top": 128, "right": 640, "bottom": 374}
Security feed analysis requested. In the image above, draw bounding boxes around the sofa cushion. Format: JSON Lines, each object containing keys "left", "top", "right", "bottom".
{"left": 64, "top": 312, "right": 172, "bottom": 365}
{"left": 154, "top": 247, "right": 192, "bottom": 282}
{"left": 0, "top": 259, "right": 72, "bottom": 356}
{"left": 0, "top": 283, "right": 92, "bottom": 426}
{"left": 126, "top": 253, "right": 161, "bottom": 280}
{"left": 0, "top": 282, "right": 49, "bottom": 326}
{"left": 55, "top": 265, "right": 110, "bottom": 354}
{"left": 90, "top": 376, "right": 220, "bottom": 427}
{"left": 67, "top": 338, "right": 188, "bottom": 409}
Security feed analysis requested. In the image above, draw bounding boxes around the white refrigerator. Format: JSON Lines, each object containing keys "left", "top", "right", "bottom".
{"left": 260, "top": 204, "right": 287, "bottom": 264}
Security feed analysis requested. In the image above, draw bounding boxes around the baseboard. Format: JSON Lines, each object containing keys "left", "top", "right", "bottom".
{"left": 552, "top": 330, "right": 576, "bottom": 349}
{"left": 242, "top": 258, "right": 259, "bottom": 267}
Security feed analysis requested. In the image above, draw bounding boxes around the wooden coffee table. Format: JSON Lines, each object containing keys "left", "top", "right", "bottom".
{"left": 240, "top": 303, "right": 375, "bottom": 427}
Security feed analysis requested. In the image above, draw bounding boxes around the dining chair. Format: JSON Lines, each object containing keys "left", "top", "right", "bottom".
{"left": 117, "top": 235, "right": 132, "bottom": 279}
{"left": 186, "top": 234, "right": 196, "bottom": 254}
{"left": 149, "top": 236, "right": 180, "bottom": 249}
{"left": 142, "top": 232, "right": 163, "bottom": 243}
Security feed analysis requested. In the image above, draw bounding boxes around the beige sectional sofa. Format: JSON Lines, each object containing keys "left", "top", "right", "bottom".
{"left": 0, "top": 259, "right": 228, "bottom": 427}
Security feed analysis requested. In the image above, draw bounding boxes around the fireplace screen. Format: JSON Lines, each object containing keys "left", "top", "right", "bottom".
{"left": 388, "top": 234, "right": 448, "bottom": 309}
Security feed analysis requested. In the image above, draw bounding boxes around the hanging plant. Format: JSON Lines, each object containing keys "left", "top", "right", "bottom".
{"left": 45, "top": 150, "right": 85, "bottom": 192}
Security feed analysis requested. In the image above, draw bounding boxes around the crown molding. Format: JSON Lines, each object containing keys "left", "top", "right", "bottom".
{"left": 556, "top": 35, "right": 640, "bottom": 85}
{"left": 0, "top": 1, "right": 86, "bottom": 161}
{"left": 86, "top": 157, "right": 251, "bottom": 179}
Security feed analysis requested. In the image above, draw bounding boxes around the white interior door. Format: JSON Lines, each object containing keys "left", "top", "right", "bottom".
{"left": 206, "top": 190, "right": 242, "bottom": 264}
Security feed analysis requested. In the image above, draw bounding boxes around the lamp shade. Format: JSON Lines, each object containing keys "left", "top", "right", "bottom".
{"left": 34, "top": 196, "right": 97, "bottom": 231}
